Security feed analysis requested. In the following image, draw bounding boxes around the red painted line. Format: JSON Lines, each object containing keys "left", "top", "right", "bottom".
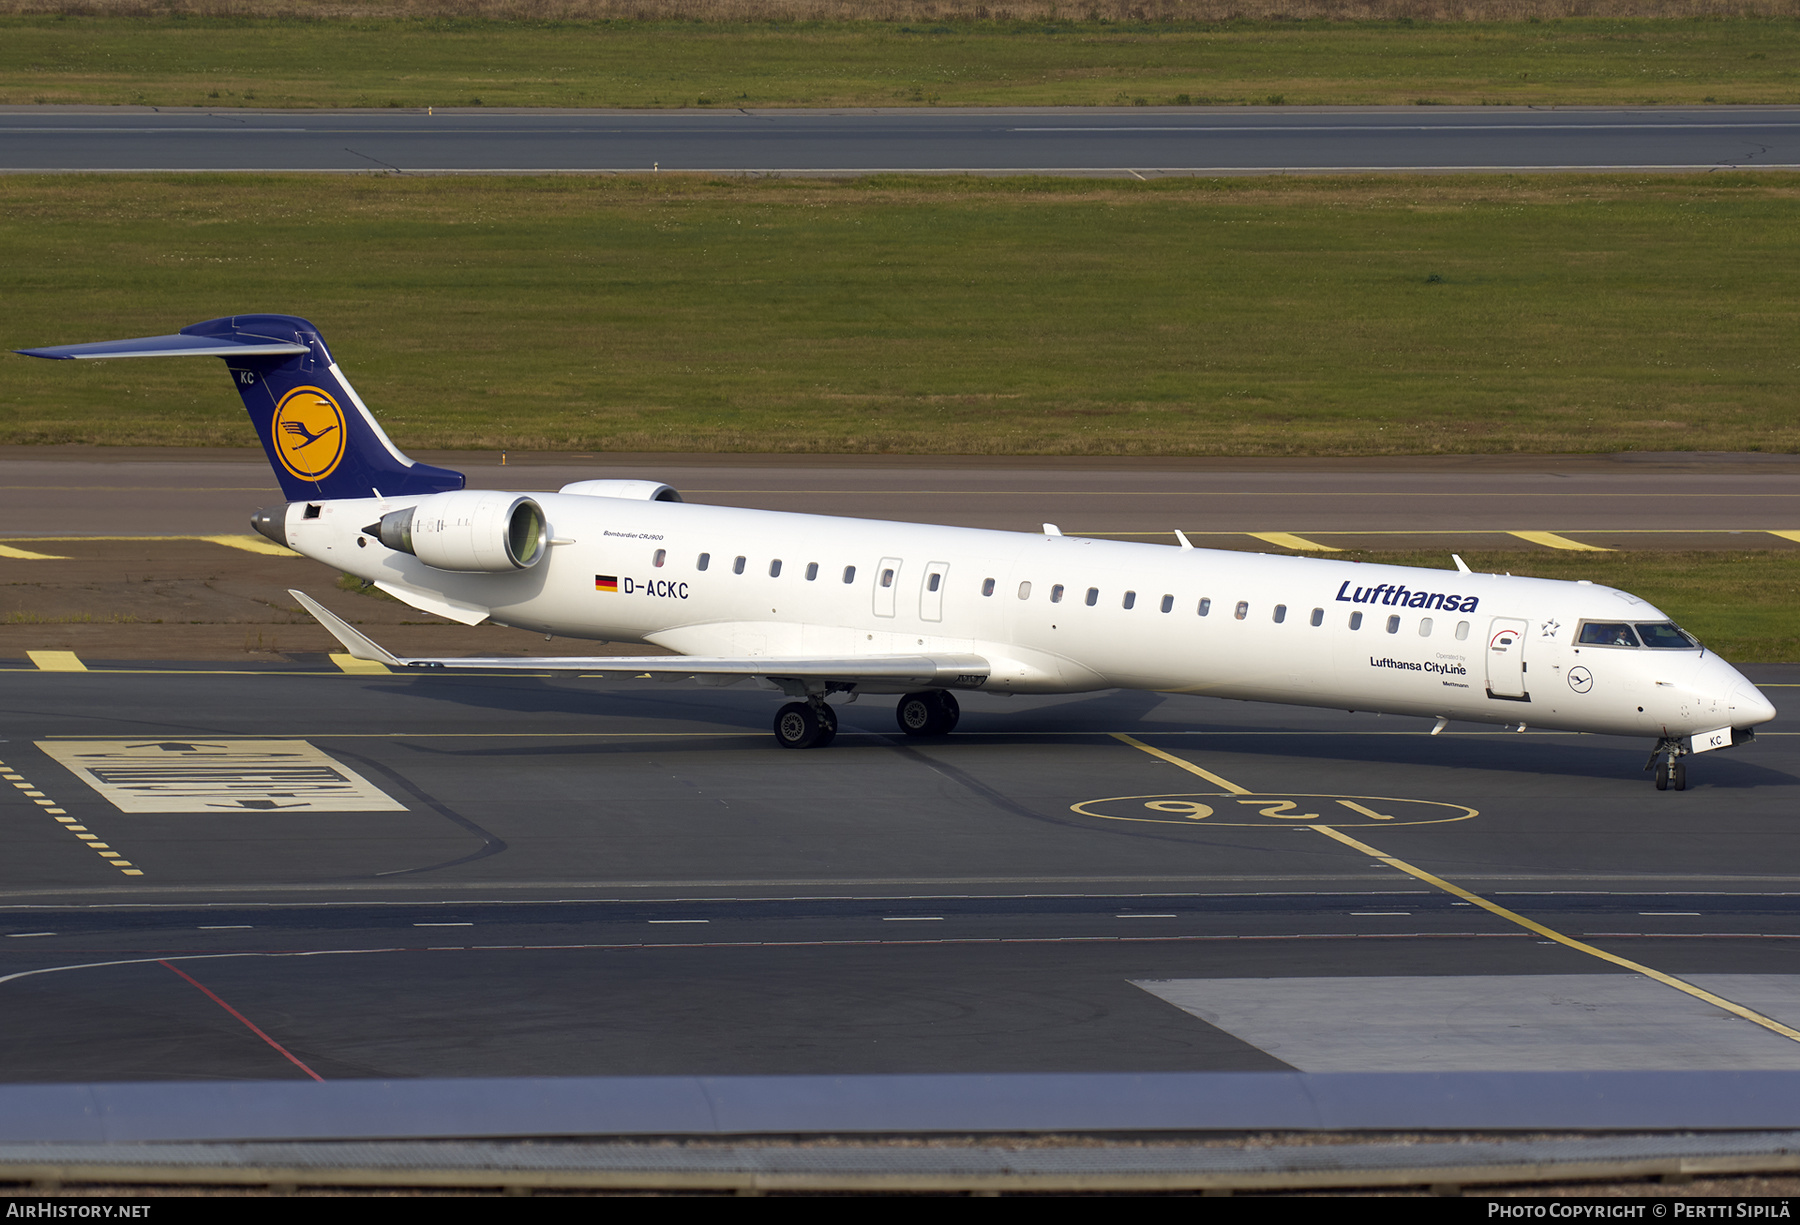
{"left": 158, "top": 959, "right": 324, "bottom": 1082}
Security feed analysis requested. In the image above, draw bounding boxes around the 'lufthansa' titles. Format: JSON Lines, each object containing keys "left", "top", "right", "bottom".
{"left": 1336, "top": 581, "right": 1478, "bottom": 613}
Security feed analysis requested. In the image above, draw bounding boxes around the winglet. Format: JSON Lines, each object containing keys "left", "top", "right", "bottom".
{"left": 1452, "top": 553, "right": 1472, "bottom": 574}
{"left": 290, "top": 589, "right": 405, "bottom": 667}
{"left": 1174, "top": 529, "right": 1195, "bottom": 550}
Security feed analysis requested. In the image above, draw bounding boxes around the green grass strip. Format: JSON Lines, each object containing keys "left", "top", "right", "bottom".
{"left": 4, "top": 172, "right": 1799, "bottom": 457}
{"left": 1, "top": 16, "right": 1797, "bottom": 108}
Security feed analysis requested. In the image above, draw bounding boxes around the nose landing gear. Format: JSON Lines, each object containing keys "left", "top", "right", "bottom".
{"left": 1646, "top": 738, "right": 1688, "bottom": 791}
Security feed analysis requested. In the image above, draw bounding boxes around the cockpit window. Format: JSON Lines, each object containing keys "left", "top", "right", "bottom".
{"left": 1578, "top": 622, "right": 1640, "bottom": 648}
{"left": 1635, "top": 622, "right": 1700, "bottom": 649}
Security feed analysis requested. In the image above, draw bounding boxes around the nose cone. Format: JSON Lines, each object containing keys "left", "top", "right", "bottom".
{"left": 1730, "top": 678, "right": 1778, "bottom": 728}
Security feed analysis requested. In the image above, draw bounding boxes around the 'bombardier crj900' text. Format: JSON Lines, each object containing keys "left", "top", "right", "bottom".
{"left": 17, "top": 316, "right": 1776, "bottom": 789}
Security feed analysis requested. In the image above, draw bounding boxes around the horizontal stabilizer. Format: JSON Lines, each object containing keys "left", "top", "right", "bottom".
{"left": 15, "top": 315, "right": 465, "bottom": 502}
{"left": 16, "top": 333, "right": 309, "bottom": 361}
{"left": 290, "top": 589, "right": 989, "bottom": 688}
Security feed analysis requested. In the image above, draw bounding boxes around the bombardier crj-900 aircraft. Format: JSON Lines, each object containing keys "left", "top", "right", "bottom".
{"left": 19, "top": 315, "right": 1777, "bottom": 789}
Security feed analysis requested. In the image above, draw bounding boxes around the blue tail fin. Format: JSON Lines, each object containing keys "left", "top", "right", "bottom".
{"left": 17, "top": 314, "right": 464, "bottom": 502}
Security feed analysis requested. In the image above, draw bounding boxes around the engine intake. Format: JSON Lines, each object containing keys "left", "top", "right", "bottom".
{"left": 373, "top": 491, "right": 548, "bottom": 572}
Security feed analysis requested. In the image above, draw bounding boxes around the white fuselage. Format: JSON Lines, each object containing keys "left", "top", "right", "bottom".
{"left": 285, "top": 492, "right": 1775, "bottom": 741}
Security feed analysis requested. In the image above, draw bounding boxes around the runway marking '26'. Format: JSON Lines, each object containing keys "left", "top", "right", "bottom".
{"left": 1071, "top": 793, "right": 1477, "bottom": 829}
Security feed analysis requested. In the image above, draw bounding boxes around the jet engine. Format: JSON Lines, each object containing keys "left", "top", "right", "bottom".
{"left": 373, "top": 491, "right": 548, "bottom": 572}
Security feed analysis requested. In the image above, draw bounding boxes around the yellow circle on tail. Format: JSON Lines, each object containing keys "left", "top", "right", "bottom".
{"left": 272, "top": 387, "right": 347, "bottom": 482}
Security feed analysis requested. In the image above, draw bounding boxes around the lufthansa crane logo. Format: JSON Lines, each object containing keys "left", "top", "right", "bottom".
{"left": 271, "top": 386, "right": 346, "bottom": 482}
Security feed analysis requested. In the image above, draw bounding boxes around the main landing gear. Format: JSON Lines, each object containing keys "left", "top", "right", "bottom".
{"left": 895, "top": 690, "right": 960, "bottom": 737}
{"left": 773, "top": 700, "right": 838, "bottom": 750}
{"left": 772, "top": 690, "right": 961, "bottom": 749}
{"left": 1646, "top": 737, "right": 1688, "bottom": 791}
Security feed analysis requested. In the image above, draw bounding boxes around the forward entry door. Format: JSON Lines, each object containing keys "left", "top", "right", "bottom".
{"left": 1486, "top": 618, "right": 1529, "bottom": 700}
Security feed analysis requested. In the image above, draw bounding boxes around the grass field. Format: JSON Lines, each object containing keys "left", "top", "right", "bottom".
{"left": 1326, "top": 550, "right": 1800, "bottom": 661}
{"left": 4, "top": 173, "right": 1797, "bottom": 456}
{"left": 1, "top": 14, "right": 1797, "bottom": 108}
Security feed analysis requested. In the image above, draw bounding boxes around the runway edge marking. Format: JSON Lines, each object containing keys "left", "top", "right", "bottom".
{"left": 1113, "top": 734, "right": 1800, "bottom": 1046}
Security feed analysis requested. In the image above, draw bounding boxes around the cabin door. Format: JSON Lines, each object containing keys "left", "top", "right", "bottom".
{"left": 920, "top": 561, "right": 949, "bottom": 622}
{"left": 873, "top": 557, "right": 903, "bottom": 618}
{"left": 1486, "top": 618, "right": 1529, "bottom": 699}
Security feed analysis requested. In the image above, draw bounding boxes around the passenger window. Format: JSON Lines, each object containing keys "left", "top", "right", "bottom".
{"left": 1419, "top": 617, "right": 1433, "bottom": 637}
{"left": 1455, "top": 621, "right": 1469, "bottom": 641}
{"left": 982, "top": 578, "right": 996, "bottom": 597}
{"left": 1198, "top": 597, "right": 1211, "bottom": 617}
{"left": 653, "top": 549, "right": 666, "bottom": 568}
{"left": 1160, "top": 594, "right": 1173, "bottom": 614}
{"left": 1016, "top": 580, "right": 1029, "bottom": 599}
{"left": 1386, "top": 615, "right": 1400, "bottom": 634}
{"left": 697, "top": 553, "right": 710, "bottom": 571}
{"left": 1350, "top": 611, "right": 1364, "bottom": 630}
{"left": 1050, "top": 584, "right": 1065, "bottom": 604}
{"left": 928, "top": 573, "right": 941, "bottom": 592}
{"left": 843, "top": 565, "right": 856, "bottom": 584}
{"left": 1234, "top": 601, "right": 1248, "bottom": 621}
{"left": 1273, "top": 604, "right": 1287, "bottom": 624}
{"left": 769, "top": 559, "right": 782, "bottom": 578}
{"left": 1122, "top": 591, "right": 1136, "bottom": 610}
{"left": 733, "top": 556, "right": 746, "bottom": 575}
{"left": 1310, "top": 608, "right": 1323, "bottom": 627}
{"left": 1085, "top": 588, "right": 1099, "bottom": 607}
{"left": 805, "top": 562, "right": 819, "bottom": 581}
{"left": 881, "top": 568, "right": 895, "bottom": 588}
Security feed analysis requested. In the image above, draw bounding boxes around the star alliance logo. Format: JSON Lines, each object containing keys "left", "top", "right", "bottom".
{"left": 1540, "top": 619, "right": 1561, "bottom": 638}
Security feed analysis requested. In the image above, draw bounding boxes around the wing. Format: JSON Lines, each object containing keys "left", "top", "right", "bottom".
{"left": 290, "top": 590, "right": 990, "bottom": 689}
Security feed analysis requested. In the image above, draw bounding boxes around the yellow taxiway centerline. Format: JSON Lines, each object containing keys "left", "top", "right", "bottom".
{"left": 1110, "top": 733, "right": 1251, "bottom": 795}
{"left": 1113, "top": 734, "right": 1800, "bottom": 1046}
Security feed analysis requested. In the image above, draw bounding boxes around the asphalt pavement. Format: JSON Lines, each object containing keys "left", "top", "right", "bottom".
{"left": 4, "top": 105, "right": 1797, "bottom": 174}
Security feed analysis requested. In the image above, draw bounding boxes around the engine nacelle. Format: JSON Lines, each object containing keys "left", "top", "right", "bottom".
{"left": 558, "top": 479, "right": 683, "bottom": 502}
{"left": 374, "top": 491, "right": 548, "bottom": 572}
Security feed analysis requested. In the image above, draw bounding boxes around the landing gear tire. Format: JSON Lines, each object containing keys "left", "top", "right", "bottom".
{"left": 936, "top": 690, "right": 961, "bottom": 734}
{"left": 1655, "top": 760, "right": 1671, "bottom": 791}
{"left": 774, "top": 702, "right": 823, "bottom": 750}
{"left": 896, "top": 690, "right": 959, "bottom": 737}
{"left": 814, "top": 702, "right": 839, "bottom": 748}
{"left": 1672, "top": 759, "right": 1687, "bottom": 791}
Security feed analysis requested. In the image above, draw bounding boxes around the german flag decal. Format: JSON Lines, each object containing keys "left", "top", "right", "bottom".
{"left": 595, "top": 575, "right": 619, "bottom": 593}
